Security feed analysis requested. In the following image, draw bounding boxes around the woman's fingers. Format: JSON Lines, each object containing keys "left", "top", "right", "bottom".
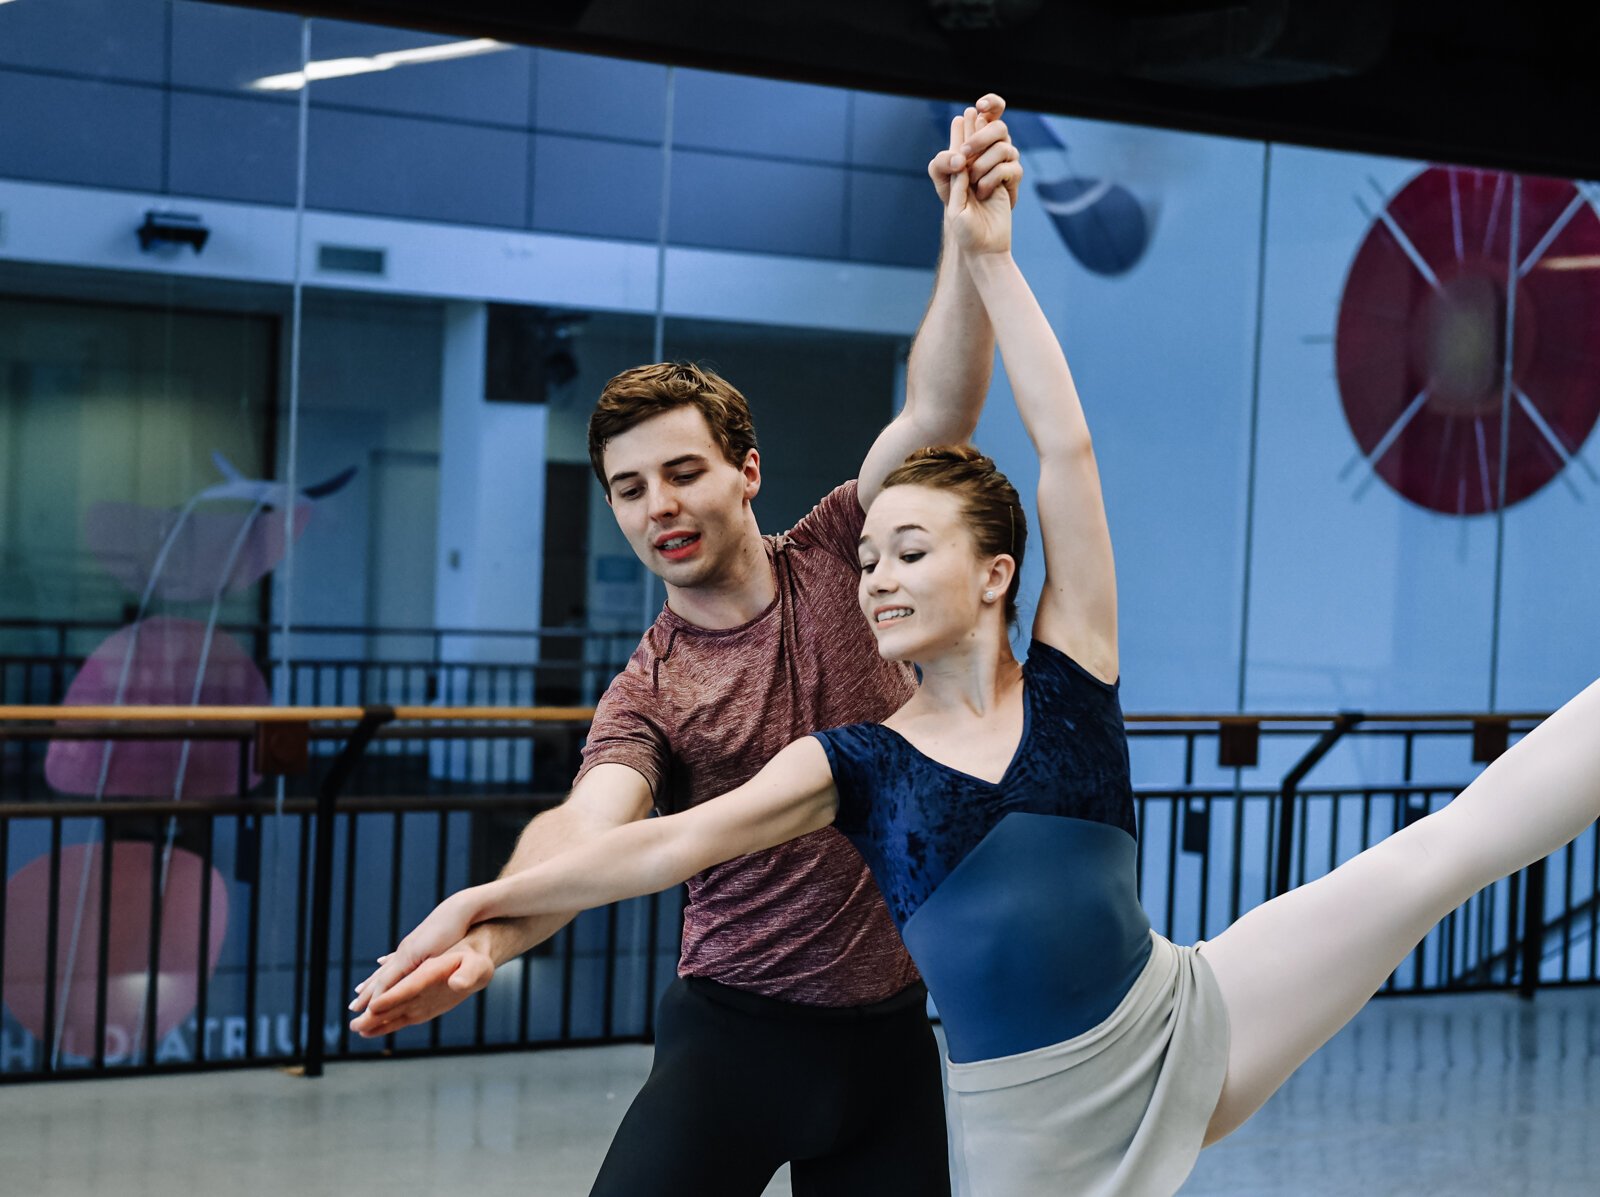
{"left": 350, "top": 970, "right": 387, "bottom": 1011}
{"left": 962, "top": 118, "right": 1010, "bottom": 163}
{"left": 976, "top": 160, "right": 1024, "bottom": 207}
{"left": 967, "top": 140, "right": 1018, "bottom": 195}
{"left": 347, "top": 967, "right": 385, "bottom": 1011}
{"left": 348, "top": 944, "right": 415, "bottom": 1010}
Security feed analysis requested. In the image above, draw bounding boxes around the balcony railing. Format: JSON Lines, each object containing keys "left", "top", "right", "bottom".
{"left": 0, "top": 691, "right": 1593, "bottom": 1084}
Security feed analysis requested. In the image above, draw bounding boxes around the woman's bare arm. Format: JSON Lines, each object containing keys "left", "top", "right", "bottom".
{"left": 355, "top": 739, "right": 838, "bottom": 1005}
{"left": 482, "top": 738, "right": 836, "bottom": 918}
{"left": 958, "top": 215, "right": 1118, "bottom": 681}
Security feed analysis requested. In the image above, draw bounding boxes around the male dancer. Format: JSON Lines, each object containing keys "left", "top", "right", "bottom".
{"left": 353, "top": 98, "right": 1022, "bottom": 1196}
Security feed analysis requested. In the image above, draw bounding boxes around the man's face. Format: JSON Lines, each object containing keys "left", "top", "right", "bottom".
{"left": 602, "top": 406, "right": 761, "bottom": 590}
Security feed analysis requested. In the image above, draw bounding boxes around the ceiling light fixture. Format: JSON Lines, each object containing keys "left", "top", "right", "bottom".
{"left": 249, "top": 37, "right": 512, "bottom": 92}
{"left": 1538, "top": 255, "right": 1600, "bottom": 271}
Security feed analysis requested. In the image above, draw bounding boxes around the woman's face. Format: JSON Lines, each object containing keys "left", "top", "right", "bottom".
{"left": 857, "top": 484, "right": 998, "bottom": 661}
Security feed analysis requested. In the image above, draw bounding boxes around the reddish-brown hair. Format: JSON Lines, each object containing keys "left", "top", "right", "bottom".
{"left": 881, "top": 444, "right": 1028, "bottom": 625}
{"left": 587, "top": 362, "right": 758, "bottom": 489}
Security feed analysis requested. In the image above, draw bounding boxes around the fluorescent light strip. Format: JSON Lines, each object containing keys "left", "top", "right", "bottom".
{"left": 250, "top": 38, "right": 511, "bottom": 92}
{"left": 1537, "top": 255, "right": 1600, "bottom": 271}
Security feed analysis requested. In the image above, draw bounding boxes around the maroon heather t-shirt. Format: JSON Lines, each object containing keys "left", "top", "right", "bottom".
{"left": 574, "top": 481, "right": 920, "bottom": 1006}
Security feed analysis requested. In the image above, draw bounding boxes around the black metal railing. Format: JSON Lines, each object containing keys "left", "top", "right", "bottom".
{"left": 0, "top": 702, "right": 1594, "bottom": 1085}
{"left": 0, "top": 617, "right": 641, "bottom": 715}
{"left": 0, "top": 707, "right": 683, "bottom": 1083}
{"left": 1118, "top": 709, "right": 1597, "bottom": 998}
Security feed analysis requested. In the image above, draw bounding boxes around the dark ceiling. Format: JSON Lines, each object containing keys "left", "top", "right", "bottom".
{"left": 222, "top": 1, "right": 1599, "bottom": 179}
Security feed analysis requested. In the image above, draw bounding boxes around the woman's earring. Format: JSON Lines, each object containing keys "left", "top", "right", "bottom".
{"left": 984, "top": 590, "right": 995, "bottom": 602}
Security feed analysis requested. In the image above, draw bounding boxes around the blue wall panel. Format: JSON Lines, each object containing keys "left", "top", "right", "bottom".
{"left": 168, "top": 91, "right": 299, "bottom": 206}
{"left": 1489, "top": 448, "right": 1600, "bottom": 710}
{"left": 987, "top": 119, "right": 1264, "bottom": 714}
{"left": 533, "top": 50, "right": 666, "bottom": 144}
{"left": 847, "top": 170, "right": 939, "bottom": 268}
{"left": 674, "top": 71, "right": 850, "bottom": 165}
{"left": 668, "top": 151, "right": 846, "bottom": 258}
{"left": 0, "top": 0, "right": 166, "bottom": 84}
{"left": 171, "top": 0, "right": 304, "bottom": 95}
{"left": 850, "top": 91, "right": 942, "bottom": 173}
{"left": 306, "top": 107, "right": 528, "bottom": 227}
{"left": 531, "top": 134, "right": 663, "bottom": 242}
{"left": 307, "top": 21, "right": 533, "bottom": 128}
{"left": 0, "top": 70, "right": 164, "bottom": 192}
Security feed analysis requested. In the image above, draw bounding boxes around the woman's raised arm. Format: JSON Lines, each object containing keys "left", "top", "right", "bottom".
{"left": 948, "top": 164, "right": 1118, "bottom": 683}
{"left": 354, "top": 739, "right": 838, "bottom": 1007}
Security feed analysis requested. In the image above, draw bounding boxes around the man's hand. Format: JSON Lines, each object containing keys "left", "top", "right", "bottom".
{"left": 929, "top": 93, "right": 1021, "bottom": 209}
{"left": 348, "top": 925, "right": 498, "bottom": 1038}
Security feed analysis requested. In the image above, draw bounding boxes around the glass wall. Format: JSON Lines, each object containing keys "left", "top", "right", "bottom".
{"left": 3, "top": 0, "right": 1598, "bottom": 1074}
{"left": 0, "top": 0, "right": 934, "bottom": 1074}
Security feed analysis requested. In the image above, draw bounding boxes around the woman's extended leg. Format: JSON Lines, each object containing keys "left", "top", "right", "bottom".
{"left": 1198, "top": 675, "right": 1600, "bottom": 1144}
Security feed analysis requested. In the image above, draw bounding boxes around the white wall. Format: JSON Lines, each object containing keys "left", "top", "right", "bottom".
{"left": 982, "top": 120, "right": 1266, "bottom": 715}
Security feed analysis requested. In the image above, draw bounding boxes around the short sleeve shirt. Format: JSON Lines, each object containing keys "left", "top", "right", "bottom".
{"left": 577, "top": 482, "right": 921, "bottom": 1006}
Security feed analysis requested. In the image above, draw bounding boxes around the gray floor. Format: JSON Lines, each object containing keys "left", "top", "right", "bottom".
{"left": 3, "top": 988, "right": 1598, "bottom": 1196}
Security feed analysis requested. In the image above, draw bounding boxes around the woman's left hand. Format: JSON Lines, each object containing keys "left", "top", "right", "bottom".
{"left": 349, "top": 886, "right": 490, "bottom": 1014}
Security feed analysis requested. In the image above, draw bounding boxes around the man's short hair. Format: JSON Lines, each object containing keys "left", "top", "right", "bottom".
{"left": 588, "top": 362, "right": 759, "bottom": 490}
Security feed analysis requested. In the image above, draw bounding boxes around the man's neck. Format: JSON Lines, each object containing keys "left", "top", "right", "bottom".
{"left": 662, "top": 528, "right": 777, "bottom": 630}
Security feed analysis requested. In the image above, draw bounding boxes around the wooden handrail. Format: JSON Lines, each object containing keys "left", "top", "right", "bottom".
{"left": 1122, "top": 711, "right": 1549, "bottom": 725}
{"left": 0, "top": 704, "right": 596, "bottom": 723}
{"left": 0, "top": 704, "right": 1550, "bottom": 726}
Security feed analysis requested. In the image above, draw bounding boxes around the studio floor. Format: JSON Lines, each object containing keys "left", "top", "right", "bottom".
{"left": 3, "top": 987, "right": 1598, "bottom": 1196}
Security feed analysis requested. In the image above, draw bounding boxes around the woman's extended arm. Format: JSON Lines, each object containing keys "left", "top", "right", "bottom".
{"left": 950, "top": 169, "right": 1118, "bottom": 682}
{"left": 353, "top": 738, "right": 838, "bottom": 1007}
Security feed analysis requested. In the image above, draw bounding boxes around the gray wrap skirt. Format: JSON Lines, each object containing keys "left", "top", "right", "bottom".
{"left": 943, "top": 932, "right": 1230, "bottom": 1197}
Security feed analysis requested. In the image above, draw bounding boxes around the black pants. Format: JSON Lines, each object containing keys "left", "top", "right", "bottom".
{"left": 590, "top": 977, "right": 951, "bottom": 1197}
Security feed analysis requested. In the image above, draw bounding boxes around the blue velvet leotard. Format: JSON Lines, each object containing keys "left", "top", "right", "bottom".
{"left": 812, "top": 639, "right": 1151, "bottom": 1063}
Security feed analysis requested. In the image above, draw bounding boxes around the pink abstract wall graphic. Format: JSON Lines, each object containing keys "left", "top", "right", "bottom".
{"left": 1, "top": 455, "right": 354, "bottom": 1067}
{"left": 2, "top": 843, "right": 229, "bottom": 1059}
{"left": 45, "top": 616, "right": 269, "bottom": 797}
{"left": 47, "top": 454, "right": 355, "bottom": 801}
{"left": 86, "top": 501, "right": 312, "bottom": 602}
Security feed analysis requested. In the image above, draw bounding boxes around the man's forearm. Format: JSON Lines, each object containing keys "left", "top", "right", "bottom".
{"left": 470, "top": 804, "right": 592, "bottom": 966}
{"left": 903, "top": 233, "right": 996, "bottom": 441}
{"left": 461, "top": 913, "right": 570, "bottom": 967}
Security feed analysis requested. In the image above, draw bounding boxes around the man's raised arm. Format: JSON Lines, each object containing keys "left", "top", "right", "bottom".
{"left": 858, "top": 93, "right": 1023, "bottom": 508}
{"left": 349, "top": 763, "right": 653, "bottom": 1037}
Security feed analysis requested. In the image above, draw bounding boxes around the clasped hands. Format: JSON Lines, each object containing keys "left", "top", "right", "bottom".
{"left": 347, "top": 883, "right": 500, "bottom": 1035}
{"left": 935, "top": 94, "right": 1023, "bottom": 258}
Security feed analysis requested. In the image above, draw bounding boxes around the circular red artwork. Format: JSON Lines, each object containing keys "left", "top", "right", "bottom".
{"left": 1335, "top": 167, "right": 1600, "bottom": 514}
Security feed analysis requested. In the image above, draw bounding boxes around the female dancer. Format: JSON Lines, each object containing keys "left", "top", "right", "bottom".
{"left": 353, "top": 145, "right": 1600, "bottom": 1195}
